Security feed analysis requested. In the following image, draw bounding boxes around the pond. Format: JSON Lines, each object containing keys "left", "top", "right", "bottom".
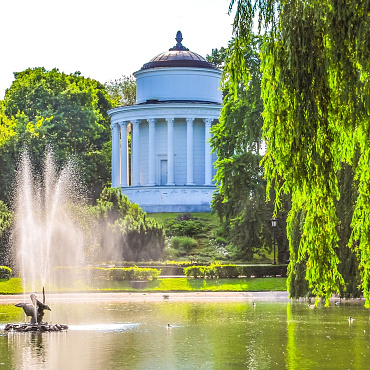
{"left": 0, "top": 293, "right": 369, "bottom": 369}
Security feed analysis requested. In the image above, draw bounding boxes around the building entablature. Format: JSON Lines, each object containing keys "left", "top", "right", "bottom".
{"left": 109, "top": 103, "right": 221, "bottom": 125}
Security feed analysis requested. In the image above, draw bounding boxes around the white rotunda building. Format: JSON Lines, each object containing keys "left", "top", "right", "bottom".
{"left": 108, "top": 31, "right": 222, "bottom": 212}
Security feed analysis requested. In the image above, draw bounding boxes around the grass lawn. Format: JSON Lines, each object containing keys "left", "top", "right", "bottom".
{"left": 0, "top": 277, "right": 287, "bottom": 294}
{"left": 0, "top": 278, "right": 23, "bottom": 294}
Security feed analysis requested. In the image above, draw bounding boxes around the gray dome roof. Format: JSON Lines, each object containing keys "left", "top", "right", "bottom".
{"left": 140, "top": 31, "right": 218, "bottom": 71}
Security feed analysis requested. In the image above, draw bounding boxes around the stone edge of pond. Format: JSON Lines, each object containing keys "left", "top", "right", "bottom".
{"left": 1, "top": 291, "right": 365, "bottom": 303}
{"left": 0, "top": 291, "right": 291, "bottom": 303}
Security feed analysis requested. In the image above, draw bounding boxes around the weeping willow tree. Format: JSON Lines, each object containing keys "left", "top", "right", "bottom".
{"left": 228, "top": 0, "right": 370, "bottom": 305}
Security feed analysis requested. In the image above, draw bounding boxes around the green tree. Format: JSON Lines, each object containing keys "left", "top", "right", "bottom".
{"left": 211, "top": 37, "right": 289, "bottom": 262}
{"left": 206, "top": 47, "right": 228, "bottom": 69}
{"left": 1, "top": 67, "right": 113, "bottom": 201}
{"left": 94, "top": 187, "right": 165, "bottom": 262}
{"left": 0, "top": 104, "right": 17, "bottom": 200}
{"left": 105, "top": 75, "right": 136, "bottom": 107}
{"left": 0, "top": 200, "right": 12, "bottom": 266}
{"left": 229, "top": 1, "right": 370, "bottom": 304}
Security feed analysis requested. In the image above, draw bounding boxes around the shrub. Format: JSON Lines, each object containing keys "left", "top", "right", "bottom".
{"left": 239, "top": 265, "right": 288, "bottom": 278}
{"left": 184, "top": 266, "right": 207, "bottom": 278}
{"left": 0, "top": 266, "right": 12, "bottom": 279}
{"left": 171, "top": 236, "right": 197, "bottom": 252}
{"left": 94, "top": 187, "right": 165, "bottom": 262}
{"left": 184, "top": 264, "right": 240, "bottom": 279}
{"left": 215, "top": 236, "right": 227, "bottom": 246}
{"left": 211, "top": 263, "right": 240, "bottom": 278}
{"left": 165, "top": 217, "right": 205, "bottom": 237}
{"left": 54, "top": 266, "right": 162, "bottom": 282}
{"left": 109, "top": 267, "right": 161, "bottom": 281}
{"left": 90, "top": 267, "right": 110, "bottom": 281}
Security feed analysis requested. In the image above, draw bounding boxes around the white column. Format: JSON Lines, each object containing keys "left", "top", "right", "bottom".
{"left": 148, "top": 118, "right": 156, "bottom": 186}
{"left": 204, "top": 118, "right": 213, "bottom": 185}
{"left": 186, "top": 117, "right": 194, "bottom": 185}
{"left": 119, "top": 121, "right": 128, "bottom": 187}
{"left": 166, "top": 117, "right": 175, "bottom": 185}
{"left": 132, "top": 119, "right": 140, "bottom": 186}
{"left": 111, "top": 122, "right": 120, "bottom": 188}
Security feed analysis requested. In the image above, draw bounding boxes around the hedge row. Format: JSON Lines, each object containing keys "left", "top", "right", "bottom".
{"left": 239, "top": 265, "right": 288, "bottom": 278}
{"left": 92, "top": 267, "right": 161, "bottom": 281}
{"left": 0, "top": 266, "right": 12, "bottom": 279}
{"left": 54, "top": 266, "right": 161, "bottom": 281}
{"left": 184, "top": 264, "right": 287, "bottom": 279}
{"left": 184, "top": 264, "right": 240, "bottom": 279}
{"left": 99, "top": 261, "right": 194, "bottom": 267}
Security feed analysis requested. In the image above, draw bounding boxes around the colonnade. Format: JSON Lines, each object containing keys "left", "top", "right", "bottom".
{"left": 111, "top": 117, "right": 215, "bottom": 188}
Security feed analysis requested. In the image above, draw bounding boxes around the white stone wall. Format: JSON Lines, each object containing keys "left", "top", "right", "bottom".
{"left": 134, "top": 68, "right": 222, "bottom": 104}
{"left": 121, "top": 186, "right": 215, "bottom": 213}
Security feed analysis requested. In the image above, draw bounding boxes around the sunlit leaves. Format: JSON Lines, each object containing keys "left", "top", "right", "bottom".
{"left": 104, "top": 75, "right": 136, "bottom": 107}
{"left": 0, "top": 67, "right": 113, "bottom": 200}
{"left": 211, "top": 36, "right": 278, "bottom": 260}
{"left": 230, "top": 0, "right": 370, "bottom": 304}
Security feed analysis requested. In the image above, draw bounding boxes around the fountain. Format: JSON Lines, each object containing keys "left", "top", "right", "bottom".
{"left": 5, "top": 291, "right": 67, "bottom": 332}
{"left": 5, "top": 149, "right": 90, "bottom": 332}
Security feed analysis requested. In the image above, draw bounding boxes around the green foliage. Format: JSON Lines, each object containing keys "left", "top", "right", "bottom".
{"left": 104, "top": 75, "right": 136, "bottom": 107}
{"left": 165, "top": 214, "right": 205, "bottom": 237}
{"left": 94, "top": 187, "right": 165, "bottom": 262}
{"left": 230, "top": 0, "right": 370, "bottom": 304}
{"left": 54, "top": 266, "right": 161, "bottom": 282}
{"left": 210, "top": 36, "right": 289, "bottom": 262}
{"left": 0, "top": 201, "right": 12, "bottom": 265}
{"left": 184, "top": 266, "right": 207, "bottom": 278}
{"left": 0, "top": 67, "right": 113, "bottom": 201}
{"left": 212, "top": 263, "right": 240, "bottom": 278}
{"left": 184, "top": 263, "right": 287, "bottom": 279}
{"left": 0, "top": 266, "right": 12, "bottom": 279}
{"left": 106, "top": 267, "right": 160, "bottom": 281}
{"left": 239, "top": 265, "right": 288, "bottom": 278}
{"left": 184, "top": 264, "right": 241, "bottom": 279}
{"left": 170, "top": 236, "right": 197, "bottom": 256}
{"left": 206, "top": 47, "right": 228, "bottom": 69}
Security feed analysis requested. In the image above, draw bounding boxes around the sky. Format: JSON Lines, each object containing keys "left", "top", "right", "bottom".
{"left": 0, "top": 0, "right": 235, "bottom": 99}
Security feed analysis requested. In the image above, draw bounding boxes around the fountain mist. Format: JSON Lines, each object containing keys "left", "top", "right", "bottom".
{"left": 12, "top": 150, "right": 90, "bottom": 293}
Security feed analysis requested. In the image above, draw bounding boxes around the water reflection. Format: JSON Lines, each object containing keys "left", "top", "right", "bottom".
{"left": 0, "top": 300, "right": 369, "bottom": 369}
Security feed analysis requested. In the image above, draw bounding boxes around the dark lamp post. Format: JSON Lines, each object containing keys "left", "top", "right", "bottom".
{"left": 271, "top": 217, "right": 278, "bottom": 265}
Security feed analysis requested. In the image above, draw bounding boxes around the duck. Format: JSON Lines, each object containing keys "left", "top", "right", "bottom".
{"left": 167, "top": 324, "right": 173, "bottom": 329}
{"left": 335, "top": 301, "right": 341, "bottom": 306}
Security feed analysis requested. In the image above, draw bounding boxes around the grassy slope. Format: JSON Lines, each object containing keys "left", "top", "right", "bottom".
{"left": 0, "top": 277, "right": 287, "bottom": 294}
{"left": 148, "top": 212, "right": 219, "bottom": 225}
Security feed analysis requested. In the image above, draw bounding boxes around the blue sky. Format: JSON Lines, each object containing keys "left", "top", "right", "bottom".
{"left": 0, "top": 0, "right": 235, "bottom": 99}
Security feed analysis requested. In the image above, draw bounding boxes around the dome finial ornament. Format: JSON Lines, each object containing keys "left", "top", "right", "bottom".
{"left": 169, "top": 30, "right": 189, "bottom": 51}
{"left": 176, "top": 31, "right": 183, "bottom": 44}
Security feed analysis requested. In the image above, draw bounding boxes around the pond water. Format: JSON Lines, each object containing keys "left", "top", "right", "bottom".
{"left": 0, "top": 295, "right": 369, "bottom": 369}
